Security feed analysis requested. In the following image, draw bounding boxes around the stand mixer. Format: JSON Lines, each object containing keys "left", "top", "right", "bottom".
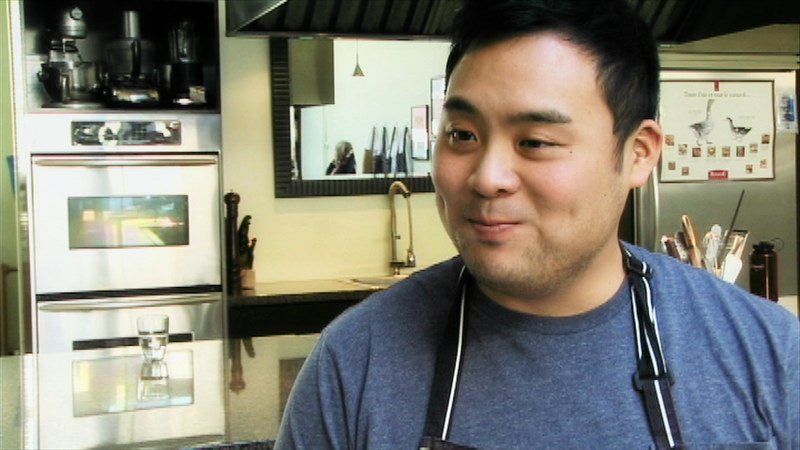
{"left": 37, "top": 7, "right": 104, "bottom": 108}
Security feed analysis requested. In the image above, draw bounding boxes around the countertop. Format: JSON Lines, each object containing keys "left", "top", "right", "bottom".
{"left": 228, "top": 279, "right": 798, "bottom": 313}
{"left": 228, "top": 278, "right": 382, "bottom": 307}
{"left": 4, "top": 281, "right": 793, "bottom": 449}
{"left": 0, "top": 335, "right": 320, "bottom": 449}
{"left": 226, "top": 278, "right": 395, "bottom": 337}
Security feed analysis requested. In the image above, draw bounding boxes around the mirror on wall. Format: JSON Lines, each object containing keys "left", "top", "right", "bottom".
{"left": 270, "top": 37, "right": 450, "bottom": 197}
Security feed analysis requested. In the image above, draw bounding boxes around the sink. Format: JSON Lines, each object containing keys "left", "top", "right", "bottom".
{"left": 349, "top": 275, "right": 409, "bottom": 288}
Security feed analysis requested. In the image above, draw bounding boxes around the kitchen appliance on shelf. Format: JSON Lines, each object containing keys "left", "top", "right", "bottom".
{"left": 105, "top": 11, "right": 160, "bottom": 105}
{"left": 37, "top": 6, "right": 104, "bottom": 108}
{"left": 24, "top": 113, "right": 224, "bottom": 353}
{"left": 167, "top": 19, "right": 206, "bottom": 106}
{"left": 634, "top": 70, "right": 797, "bottom": 301}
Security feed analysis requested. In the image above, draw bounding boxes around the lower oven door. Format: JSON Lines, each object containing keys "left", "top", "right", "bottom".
{"left": 36, "top": 339, "right": 226, "bottom": 449}
{"left": 37, "top": 292, "right": 223, "bottom": 353}
{"left": 30, "top": 153, "right": 222, "bottom": 296}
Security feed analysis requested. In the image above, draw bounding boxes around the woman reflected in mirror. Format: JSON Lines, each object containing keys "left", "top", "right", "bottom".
{"left": 326, "top": 141, "right": 357, "bottom": 175}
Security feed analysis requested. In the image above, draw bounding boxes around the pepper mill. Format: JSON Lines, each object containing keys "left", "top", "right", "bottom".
{"left": 224, "top": 192, "right": 241, "bottom": 296}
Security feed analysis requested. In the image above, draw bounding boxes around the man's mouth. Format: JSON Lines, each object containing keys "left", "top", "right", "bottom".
{"left": 467, "top": 217, "right": 520, "bottom": 237}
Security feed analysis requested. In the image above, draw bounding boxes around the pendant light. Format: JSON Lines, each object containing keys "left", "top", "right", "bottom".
{"left": 353, "top": 40, "right": 365, "bottom": 77}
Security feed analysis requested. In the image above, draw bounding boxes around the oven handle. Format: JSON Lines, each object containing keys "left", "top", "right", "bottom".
{"left": 38, "top": 293, "right": 220, "bottom": 311}
{"left": 33, "top": 156, "right": 218, "bottom": 167}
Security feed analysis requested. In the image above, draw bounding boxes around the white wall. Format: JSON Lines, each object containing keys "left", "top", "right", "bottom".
{"left": 217, "top": 1, "right": 457, "bottom": 283}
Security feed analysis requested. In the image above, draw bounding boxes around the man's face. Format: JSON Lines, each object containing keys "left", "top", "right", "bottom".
{"left": 433, "top": 32, "right": 655, "bottom": 313}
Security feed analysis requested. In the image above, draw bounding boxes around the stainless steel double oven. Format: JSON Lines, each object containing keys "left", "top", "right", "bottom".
{"left": 25, "top": 113, "right": 224, "bottom": 352}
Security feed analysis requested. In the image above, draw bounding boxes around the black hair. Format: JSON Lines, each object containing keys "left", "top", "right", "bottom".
{"left": 445, "top": 0, "right": 660, "bottom": 164}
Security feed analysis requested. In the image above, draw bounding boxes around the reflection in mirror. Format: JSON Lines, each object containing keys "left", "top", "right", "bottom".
{"left": 271, "top": 38, "right": 449, "bottom": 197}
{"left": 293, "top": 39, "right": 450, "bottom": 180}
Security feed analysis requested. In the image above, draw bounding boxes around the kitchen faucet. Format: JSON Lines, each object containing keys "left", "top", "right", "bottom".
{"left": 388, "top": 181, "right": 416, "bottom": 275}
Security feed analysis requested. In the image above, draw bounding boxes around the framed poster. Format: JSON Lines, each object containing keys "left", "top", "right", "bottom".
{"left": 411, "top": 105, "right": 430, "bottom": 160}
{"left": 659, "top": 80, "right": 775, "bottom": 182}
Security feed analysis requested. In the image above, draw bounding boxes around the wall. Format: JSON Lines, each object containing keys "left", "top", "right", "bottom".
{"left": 217, "top": 1, "right": 457, "bottom": 283}
{"left": 4, "top": 2, "right": 794, "bottom": 291}
{"left": 1, "top": 0, "right": 21, "bottom": 354}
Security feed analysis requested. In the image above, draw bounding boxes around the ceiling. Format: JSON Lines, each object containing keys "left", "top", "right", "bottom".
{"left": 226, "top": 0, "right": 800, "bottom": 45}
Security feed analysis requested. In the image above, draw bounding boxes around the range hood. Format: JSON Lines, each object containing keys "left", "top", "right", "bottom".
{"left": 226, "top": 0, "right": 800, "bottom": 44}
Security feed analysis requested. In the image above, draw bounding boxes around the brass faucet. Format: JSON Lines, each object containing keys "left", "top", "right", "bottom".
{"left": 388, "top": 181, "right": 416, "bottom": 275}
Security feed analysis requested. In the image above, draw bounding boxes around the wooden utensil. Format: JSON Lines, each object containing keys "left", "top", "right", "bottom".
{"left": 681, "top": 214, "right": 704, "bottom": 268}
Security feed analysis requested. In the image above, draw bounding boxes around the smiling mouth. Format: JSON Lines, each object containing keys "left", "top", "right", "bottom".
{"left": 467, "top": 218, "right": 519, "bottom": 236}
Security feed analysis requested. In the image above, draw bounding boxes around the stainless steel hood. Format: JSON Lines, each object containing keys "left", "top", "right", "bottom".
{"left": 226, "top": 0, "right": 800, "bottom": 43}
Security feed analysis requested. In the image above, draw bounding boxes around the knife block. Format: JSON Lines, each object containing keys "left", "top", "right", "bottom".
{"left": 240, "top": 269, "right": 256, "bottom": 291}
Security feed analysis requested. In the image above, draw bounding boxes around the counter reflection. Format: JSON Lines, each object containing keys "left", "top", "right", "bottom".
{"left": 1, "top": 335, "right": 320, "bottom": 449}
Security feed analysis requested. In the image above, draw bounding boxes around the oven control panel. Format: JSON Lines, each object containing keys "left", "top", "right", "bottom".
{"left": 72, "top": 120, "right": 182, "bottom": 146}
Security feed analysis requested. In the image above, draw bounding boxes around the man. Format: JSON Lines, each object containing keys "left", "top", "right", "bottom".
{"left": 275, "top": 0, "right": 799, "bottom": 448}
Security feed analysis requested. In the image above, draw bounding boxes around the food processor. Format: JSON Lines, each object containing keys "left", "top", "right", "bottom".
{"left": 104, "top": 10, "right": 159, "bottom": 105}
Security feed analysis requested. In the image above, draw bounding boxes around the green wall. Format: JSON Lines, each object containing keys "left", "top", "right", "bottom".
{"left": 1, "top": 1, "right": 21, "bottom": 355}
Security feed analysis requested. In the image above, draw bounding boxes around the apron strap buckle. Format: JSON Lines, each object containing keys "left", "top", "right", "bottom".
{"left": 632, "top": 369, "right": 675, "bottom": 391}
{"left": 621, "top": 243, "right": 654, "bottom": 279}
{"left": 420, "top": 436, "right": 477, "bottom": 450}
{"left": 632, "top": 370, "right": 684, "bottom": 449}
{"left": 624, "top": 253, "right": 653, "bottom": 279}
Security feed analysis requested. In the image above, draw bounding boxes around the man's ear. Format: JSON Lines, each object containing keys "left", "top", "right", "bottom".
{"left": 626, "top": 119, "right": 662, "bottom": 188}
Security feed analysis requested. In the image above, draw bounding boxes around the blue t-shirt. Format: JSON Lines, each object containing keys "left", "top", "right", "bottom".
{"left": 275, "top": 244, "right": 799, "bottom": 449}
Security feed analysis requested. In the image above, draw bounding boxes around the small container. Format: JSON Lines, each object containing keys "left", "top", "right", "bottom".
{"left": 137, "top": 314, "right": 169, "bottom": 362}
{"left": 749, "top": 241, "right": 778, "bottom": 302}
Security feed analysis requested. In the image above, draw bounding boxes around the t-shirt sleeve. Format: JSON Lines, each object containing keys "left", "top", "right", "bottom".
{"left": 775, "top": 315, "right": 800, "bottom": 448}
{"left": 274, "top": 335, "right": 350, "bottom": 449}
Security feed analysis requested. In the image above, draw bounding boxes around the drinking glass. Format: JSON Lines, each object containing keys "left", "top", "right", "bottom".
{"left": 138, "top": 360, "right": 170, "bottom": 402}
{"left": 137, "top": 314, "right": 169, "bottom": 362}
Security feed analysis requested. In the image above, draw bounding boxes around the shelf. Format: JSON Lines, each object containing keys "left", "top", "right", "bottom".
{"left": 21, "top": 0, "right": 220, "bottom": 112}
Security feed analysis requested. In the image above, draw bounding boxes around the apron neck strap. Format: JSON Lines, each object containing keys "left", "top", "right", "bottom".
{"left": 623, "top": 246, "right": 684, "bottom": 449}
{"left": 421, "top": 247, "right": 684, "bottom": 449}
{"left": 422, "top": 266, "right": 470, "bottom": 446}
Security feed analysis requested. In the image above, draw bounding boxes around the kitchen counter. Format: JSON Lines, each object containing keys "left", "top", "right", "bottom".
{"left": 0, "top": 335, "right": 321, "bottom": 449}
{"left": 3, "top": 295, "right": 796, "bottom": 449}
{"left": 227, "top": 279, "right": 384, "bottom": 337}
{"left": 227, "top": 278, "right": 797, "bottom": 337}
{"left": 229, "top": 278, "right": 381, "bottom": 306}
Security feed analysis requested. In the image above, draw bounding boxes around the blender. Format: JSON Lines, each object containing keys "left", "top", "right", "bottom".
{"left": 168, "top": 19, "right": 205, "bottom": 105}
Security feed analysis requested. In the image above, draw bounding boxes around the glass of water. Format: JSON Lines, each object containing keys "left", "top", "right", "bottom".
{"left": 138, "top": 360, "right": 170, "bottom": 402}
{"left": 137, "top": 314, "right": 169, "bottom": 362}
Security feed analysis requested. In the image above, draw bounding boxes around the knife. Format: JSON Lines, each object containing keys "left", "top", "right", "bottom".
{"left": 661, "top": 235, "right": 680, "bottom": 259}
{"left": 702, "top": 224, "right": 722, "bottom": 276}
{"left": 681, "top": 214, "right": 704, "bottom": 268}
{"left": 673, "top": 231, "right": 690, "bottom": 263}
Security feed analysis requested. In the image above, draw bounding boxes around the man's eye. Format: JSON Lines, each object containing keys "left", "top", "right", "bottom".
{"left": 519, "top": 139, "right": 548, "bottom": 149}
{"left": 447, "top": 129, "right": 477, "bottom": 143}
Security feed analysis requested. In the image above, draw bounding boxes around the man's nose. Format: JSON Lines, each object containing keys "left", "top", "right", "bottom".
{"left": 467, "top": 142, "right": 521, "bottom": 198}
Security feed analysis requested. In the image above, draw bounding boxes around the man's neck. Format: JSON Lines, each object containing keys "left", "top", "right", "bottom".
{"left": 478, "top": 242, "right": 627, "bottom": 317}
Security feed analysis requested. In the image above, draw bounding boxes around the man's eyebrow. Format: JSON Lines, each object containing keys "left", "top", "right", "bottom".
{"left": 508, "top": 109, "right": 572, "bottom": 125}
{"left": 442, "top": 96, "right": 480, "bottom": 115}
{"left": 443, "top": 96, "right": 572, "bottom": 125}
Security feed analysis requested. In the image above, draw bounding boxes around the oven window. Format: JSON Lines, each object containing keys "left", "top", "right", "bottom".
{"left": 68, "top": 196, "right": 189, "bottom": 249}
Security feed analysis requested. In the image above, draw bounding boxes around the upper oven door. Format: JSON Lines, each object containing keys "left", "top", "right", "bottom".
{"left": 30, "top": 153, "right": 222, "bottom": 297}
